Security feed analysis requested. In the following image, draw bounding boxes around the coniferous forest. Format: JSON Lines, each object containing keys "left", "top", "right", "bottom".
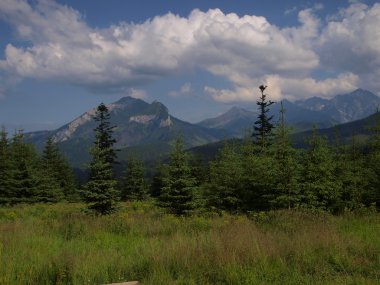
{"left": 1, "top": 87, "right": 379, "bottom": 215}
{"left": 1, "top": 87, "right": 380, "bottom": 284}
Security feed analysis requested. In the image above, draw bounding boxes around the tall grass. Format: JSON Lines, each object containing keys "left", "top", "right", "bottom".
{"left": 0, "top": 203, "right": 379, "bottom": 284}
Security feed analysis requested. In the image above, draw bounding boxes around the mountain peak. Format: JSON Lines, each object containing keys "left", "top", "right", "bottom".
{"left": 115, "top": 96, "right": 141, "bottom": 105}
{"left": 225, "top": 106, "right": 251, "bottom": 116}
{"left": 344, "top": 88, "right": 379, "bottom": 99}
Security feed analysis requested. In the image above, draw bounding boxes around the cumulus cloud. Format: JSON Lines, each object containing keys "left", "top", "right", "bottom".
{"left": 205, "top": 73, "right": 359, "bottom": 103}
{"left": 169, "top": 83, "right": 192, "bottom": 97}
{"left": 128, "top": 88, "right": 147, "bottom": 99}
{"left": 0, "top": 0, "right": 379, "bottom": 101}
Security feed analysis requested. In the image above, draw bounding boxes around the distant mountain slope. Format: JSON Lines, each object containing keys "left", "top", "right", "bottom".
{"left": 293, "top": 111, "right": 380, "bottom": 147}
{"left": 197, "top": 107, "right": 256, "bottom": 137}
{"left": 270, "top": 100, "right": 333, "bottom": 130}
{"left": 26, "top": 97, "right": 224, "bottom": 167}
{"left": 197, "top": 89, "right": 380, "bottom": 137}
{"left": 294, "top": 89, "right": 380, "bottom": 123}
{"left": 190, "top": 111, "right": 380, "bottom": 161}
{"left": 197, "top": 100, "right": 335, "bottom": 137}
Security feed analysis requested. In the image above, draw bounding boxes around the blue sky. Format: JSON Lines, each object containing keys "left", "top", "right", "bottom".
{"left": 0, "top": 0, "right": 380, "bottom": 131}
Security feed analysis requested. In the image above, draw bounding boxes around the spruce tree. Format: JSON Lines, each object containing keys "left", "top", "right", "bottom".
{"left": 9, "top": 131, "right": 40, "bottom": 203}
{"left": 121, "top": 155, "right": 148, "bottom": 201}
{"left": 240, "top": 139, "right": 276, "bottom": 211}
{"left": 337, "top": 135, "right": 368, "bottom": 210}
{"left": 0, "top": 127, "right": 12, "bottom": 204}
{"left": 253, "top": 85, "right": 275, "bottom": 149}
{"left": 366, "top": 110, "right": 380, "bottom": 208}
{"left": 41, "top": 138, "right": 78, "bottom": 201}
{"left": 150, "top": 162, "right": 169, "bottom": 198}
{"left": 158, "top": 137, "right": 197, "bottom": 216}
{"left": 206, "top": 141, "right": 244, "bottom": 213}
{"left": 299, "top": 127, "right": 341, "bottom": 211}
{"left": 84, "top": 103, "right": 119, "bottom": 215}
{"left": 270, "top": 102, "right": 301, "bottom": 209}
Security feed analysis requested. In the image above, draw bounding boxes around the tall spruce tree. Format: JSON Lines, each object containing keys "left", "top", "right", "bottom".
{"left": 158, "top": 137, "right": 197, "bottom": 216}
{"left": 84, "top": 103, "right": 119, "bottom": 215}
{"left": 366, "top": 110, "right": 380, "bottom": 207}
{"left": 253, "top": 85, "right": 275, "bottom": 149}
{"left": 337, "top": 135, "right": 368, "bottom": 210}
{"left": 9, "top": 131, "right": 40, "bottom": 203}
{"left": 240, "top": 138, "right": 276, "bottom": 211}
{"left": 299, "top": 127, "right": 341, "bottom": 211}
{"left": 121, "top": 155, "right": 148, "bottom": 201}
{"left": 0, "top": 128, "right": 12, "bottom": 204}
{"left": 41, "top": 138, "right": 77, "bottom": 201}
{"left": 270, "top": 102, "right": 301, "bottom": 209}
{"left": 206, "top": 141, "right": 244, "bottom": 213}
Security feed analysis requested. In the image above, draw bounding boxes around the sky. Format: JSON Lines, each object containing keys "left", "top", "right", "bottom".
{"left": 1, "top": 0, "right": 380, "bottom": 132}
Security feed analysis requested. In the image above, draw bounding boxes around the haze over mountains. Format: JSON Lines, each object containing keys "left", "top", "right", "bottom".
{"left": 26, "top": 88, "right": 380, "bottom": 166}
{"left": 198, "top": 89, "right": 380, "bottom": 136}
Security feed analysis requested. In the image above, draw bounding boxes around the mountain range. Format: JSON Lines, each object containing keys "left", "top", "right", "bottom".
{"left": 197, "top": 89, "right": 380, "bottom": 136}
{"left": 27, "top": 97, "right": 224, "bottom": 167}
{"left": 25, "top": 88, "right": 380, "bottom": 166}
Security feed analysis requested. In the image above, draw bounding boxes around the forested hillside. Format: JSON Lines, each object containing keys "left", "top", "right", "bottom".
{"left": 1, "top": 91, "right": 380, "bottom": 215}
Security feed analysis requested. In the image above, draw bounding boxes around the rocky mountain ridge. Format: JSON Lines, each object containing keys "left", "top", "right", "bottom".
{"left": 197, "top": 89, "right": 380, "bottom": 136}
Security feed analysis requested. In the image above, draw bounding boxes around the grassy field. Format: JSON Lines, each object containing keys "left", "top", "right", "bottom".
{"left": 0, "top": 203, "right": 379, "bottom": 285}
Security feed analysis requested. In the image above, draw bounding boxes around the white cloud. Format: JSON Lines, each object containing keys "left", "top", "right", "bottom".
{"left": 169, "top": 83, "right": 192, "bottom": 96}
{"left": 0, "top": 0, "right": 379, "bottom": 101}
{"left": 285, "top": 6, "right": 298, "bottom": 16}
{"left": 316, "top": 2, "right": 380, "bottom": 91}
{"left": 205, "top": 73, "right": 359, "bottom": 103}
{"left": 128, "top": 88, "right": 147, "bottom": 99}
{"left": 264, "top": 73, "right": 359, "bottom": 100}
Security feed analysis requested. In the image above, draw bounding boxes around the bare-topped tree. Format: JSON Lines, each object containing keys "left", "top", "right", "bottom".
{"left": 253, "top": 85, "right": 275, "bottom": 149}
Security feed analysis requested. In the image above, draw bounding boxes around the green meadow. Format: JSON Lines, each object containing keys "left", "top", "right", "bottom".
{"left": 0, "top": 203, "right": 379, "bottom": 285}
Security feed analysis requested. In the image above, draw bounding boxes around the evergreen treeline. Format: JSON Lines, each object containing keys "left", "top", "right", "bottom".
{"left": 0, "top": 129, "right": 78, "bottom": 204}
{"left": 1, "top": 93, "right": 380, "bottom": 216}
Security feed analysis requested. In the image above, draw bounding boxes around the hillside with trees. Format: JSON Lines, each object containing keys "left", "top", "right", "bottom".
{"left": 1, "top": 88, "right": 380, "bottom": 214}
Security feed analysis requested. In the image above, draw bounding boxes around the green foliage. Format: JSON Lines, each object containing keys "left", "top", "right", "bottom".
{"left": 335, "top": 135, "right": 369, "bottom": 211}
{"left": 158, "top": 137, "right": 198, "bottom": 216}
{"left": 0, "top": 127, "right": 13, "bottom": 204}
{"left": 150, "top": 162, "right": 169, "bottom": 198}
{"left": 299, "top": 127, "right": 342, "bottom": 211}
{"left": 269, "top": 102, "right": 301, "bottom": 209}
{"left": 8, "top": 131, "right": 41, "bottom": 203}
{"left": 1, "top": 203, "right": 380, "bottom": 284}
{"left": 0, "top": 130, "right": 79, "bottom": 205}
{"left": 41, "top": 137, "right": 78, "bottom": 202}
{"left": 253, "top": 85, "right": 275, "bottom": 148}
{"left": 83, "top": 103, "right": 119, "bottom": 215}
{"left": 366, "top": 111, "right": 380, "bottom": 207}
{"left": 240, "top": 141, "right": 277, "bottom": 211}
{"left": 206, "top": 141, "right": 244, "bottom": 213}
{"left": 121, "top": 155, "right": 149, "bottom": 201}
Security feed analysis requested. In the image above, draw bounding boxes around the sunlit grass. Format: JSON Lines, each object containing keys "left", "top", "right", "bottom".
{"left": 0, "top": 203, "right": 379, "bottom": 284}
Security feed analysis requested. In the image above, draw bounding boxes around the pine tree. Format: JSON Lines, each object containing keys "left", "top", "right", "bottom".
{"left": 0, "top": 127, "right": 13, "bottom": 204}
{"left": 366, "top": 110, "right": 380, "bottom": 208}
{"left": 206, "top": 141, "right": 244, "bottom": 213}
{"left": 270, "top": 102, "right": 301, "bottom": 209}
{"left": 253, "top": 85, "right": 275, "bottom": 149}
{"left": 8, "top": 131, "right": 40, "bottom": 203}
{"left": 337, "top": 135, "right": 368, "bottom": 210}
{"left": 158, "top": 137, "right": 197, "bottom": 216}
{"left": 121, "top": 155, "right": 148, "bottom": 201}
{"left": 150, "top": 162, "right": 169, "bottom": 198}
{"left": 41, "top": 138, "right": 78, "bottom": 201}
{"left": 299, "top": 127, "right": 341, "bottom": 211}
{"left": 240, "top": 139, "right": 277, "bottom": 211}
{"left": 83, "top": 103, "right": 119, "bottom": 215}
